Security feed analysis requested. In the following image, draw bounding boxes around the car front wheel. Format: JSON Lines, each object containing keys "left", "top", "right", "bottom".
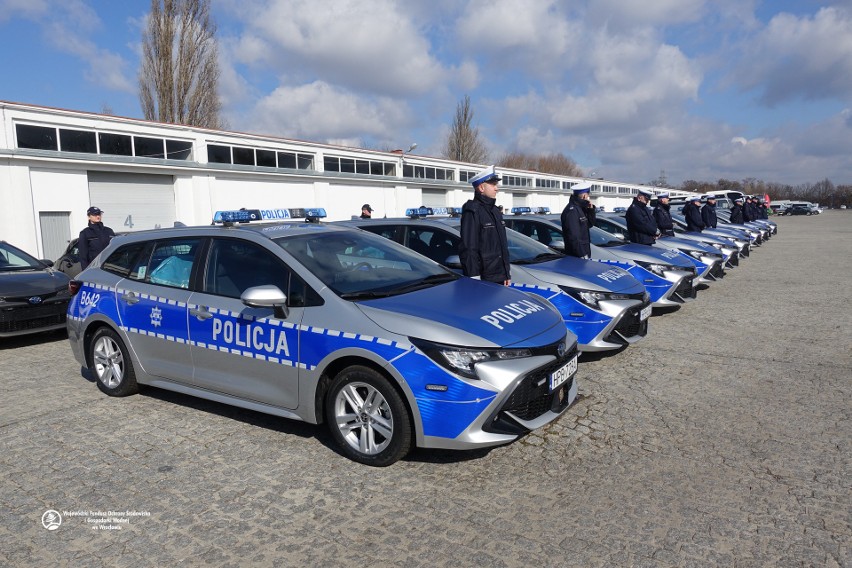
{"left": 325, "top": 366, "right": 412, "bottom": 466}
{"left": 90, "top": 327, "right": 139, "bottom": 397}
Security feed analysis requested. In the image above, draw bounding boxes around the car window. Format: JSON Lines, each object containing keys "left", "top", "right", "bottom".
{"left": 405, "top": 228, "right": 460, "bottom": 264}
{"left": 359, "top": 225, "right": 404, "bottom": 244}
{"left": 508, "top": 220, "right": 557, "bottom": 246}
{"left": 276, "top": 230, "right": 454, "bottom": 296}
{"left": 130, "top": 238, "right": 202, "bottom": 289}
{"left": 0, "top": 242, "right": 44, "bottom": 271}
{"left": 103, "top": 241, "right": 151, "bottom": 277}
{"left": 204, "top": 238, "right": 320, "bottom": 306}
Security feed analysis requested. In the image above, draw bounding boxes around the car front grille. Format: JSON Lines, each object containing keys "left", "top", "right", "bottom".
{"left": 607, "top": 307, "right": 649, "bottom": 342}
{"left": 674, "top": 277, "right": 695, "bottom": 300}
{"left": 0, "top": 301, "right": 68, "bottom": 333}
{"left": 485, "top": 345, "right": 579, "bottom": 434}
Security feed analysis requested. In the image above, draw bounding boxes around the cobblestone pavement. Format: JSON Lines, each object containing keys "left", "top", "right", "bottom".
{"left": 1, "top": 213, "right": 849, "bottom": 567}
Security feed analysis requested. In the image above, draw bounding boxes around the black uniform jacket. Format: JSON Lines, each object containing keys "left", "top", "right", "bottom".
{"left": 729, "top": 204, "right": 744, "bottom": 224}
{"left": 653, "top": 203, "right": 675, "bottom": 237}
{"left": 683, "top": 202, "right": 705, "bottom": 232}
{"left": 701, "top": 203, "right": 717, "bottom": 228}
{"left": 78, "top": 221, "right": 116, "bottom": 270}
{"left": 560, "top": 196, "right": 594, "bottom": 258}
{"left": 459, "top": 193, "right": 511, "bottom": 283}
{"left": 625, "top": 198, "right": 658, "bottom": 245}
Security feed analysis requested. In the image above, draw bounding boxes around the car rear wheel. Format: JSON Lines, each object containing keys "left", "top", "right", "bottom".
{"left": 325, "top": 366, "right": 412, "bottom": 466}
{"left": 90, "top": 327, "right": 139, "bottom": 397}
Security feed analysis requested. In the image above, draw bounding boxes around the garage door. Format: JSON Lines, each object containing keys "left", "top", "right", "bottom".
{"left": 420, "top": 189, "right": 446, "bottom": 207}
{"left": 88, "top": 172, "right": 176, "bottom": 232}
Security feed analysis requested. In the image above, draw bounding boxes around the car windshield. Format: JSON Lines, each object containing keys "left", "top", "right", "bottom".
{"left": 440, "top": 219, "right": 563, "bottom": 264}
{"left": 0, "top": 242, "right": 45, "bottom": 272}
{"left": 274, "top": 229, "right": 457, "bottom": 298}
{"left": 589, "top": 226, "right": 625, "bottom": 247}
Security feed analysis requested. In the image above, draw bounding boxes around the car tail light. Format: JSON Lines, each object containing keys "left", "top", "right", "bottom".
{"left": 68, "top": 280, "right": 82, "bottom": 296}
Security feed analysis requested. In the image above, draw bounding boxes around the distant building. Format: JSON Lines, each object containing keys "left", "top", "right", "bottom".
{"left": 0, "top": 100, "right": 681, "bottom": 259}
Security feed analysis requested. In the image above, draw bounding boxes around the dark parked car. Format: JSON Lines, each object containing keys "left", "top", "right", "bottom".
{"left": 0, "top": 240, "right": 71, "bottom": 337}
{"left": 788, "top": 204, "right": 812, "bottom": 216}
{"left": 54, "top": 238, "right": 82, "bottom": 278}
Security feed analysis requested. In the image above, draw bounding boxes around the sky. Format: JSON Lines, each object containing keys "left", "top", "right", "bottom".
{"left": 1, "top": 0, "right": 850, "bottom": 187}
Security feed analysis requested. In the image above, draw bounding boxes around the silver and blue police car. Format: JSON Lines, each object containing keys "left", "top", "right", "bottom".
{"left": 66, "top": 208, "right": 578, "bottom": 466}
{"left": 339, "top": 208, "right": 652, "bottom": 353}
{"left": 502, "top": 214, "right": 697, "bottom": 308}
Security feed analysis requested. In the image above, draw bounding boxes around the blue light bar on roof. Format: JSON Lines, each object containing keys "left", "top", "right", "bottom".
{"left": 531, "top": 206, "right": 551, "bottom": 214}
{"left": 213, "top": 209, "right": 263, "bottom": 224}
{"left": 430, "top": 206, "right": 463, "bottom": 217}
{"left": 511, "top": 207, "right": 532, "bottom": 215}
{"left": 406, "top": 207, "right": 433, "bottom": 218}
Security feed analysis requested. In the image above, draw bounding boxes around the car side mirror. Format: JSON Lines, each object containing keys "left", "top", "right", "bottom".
{"left": 39, "top": 259, "right": 55, "bottom": 267}
{"left": 242, "top": 285, "right": 289, "bottom": 318}
{"left": 444, "top": 254, "right": 463, "bottom": 269}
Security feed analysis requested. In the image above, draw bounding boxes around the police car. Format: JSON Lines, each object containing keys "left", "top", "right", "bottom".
{"left": 502, "top": 213, "right": 697, "bottom": 307}
{"left": 339, "top": 207, "right": 652, "bottom": 352}
{"left": 66, "top": 208, "right": 578, "bottom": 466}
{"left": 593, "top": 212, "right": 730, "bottom": 280}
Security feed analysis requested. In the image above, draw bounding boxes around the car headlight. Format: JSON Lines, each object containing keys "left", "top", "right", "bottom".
{"left": 559, "top": 286, "right": 633, "bottom": 310}
{"left": 635, "top": 261, "right": 676, "bottom": 276}
{"left": 410, "top": 337, "right": 532, "bottom": 379}
{"left": 685, "top": 250, "right": 704, "bottom": 260}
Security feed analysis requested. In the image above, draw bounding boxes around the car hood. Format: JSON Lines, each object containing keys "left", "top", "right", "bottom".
{"left": 0, "top": 269, "right": 70, "bottom": 297}
{"left": 611, "top": 243, "right": 695, "bottom": 269}
{"left": 657, "top": 237, "right": 715, "bottom": 252}
{"left": 355, "top": 277, "right": 566, "bottom": 348}
{"left": 523, "top": 256, "right": 645, "bottom": 294}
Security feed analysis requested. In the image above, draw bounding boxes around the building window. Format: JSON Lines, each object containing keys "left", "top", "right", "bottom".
{"left": 208, "top": 144, "right": 231, "bottom": 164}
{"left": 233, "top": 146, "right": 254, "bottom": 166}
{"left": 256, "top": 149, "right": 275, "bottom": 167}
{"left": 297, "top": 154, "right": 314, "bottom": 170}
{"left": 340, "top": 157, "right": 355, "bottom": 173}
{"left": 135, "top": 137, "right": 165, "bottom": 158}
{"left": 59, "top": 129, "right": 97, "bottom": 153}
{"left": 15, "top": 124, "right": 58, "bottom": 150}
{"left": 165, "top": 140, "right": 192, "bottom": 160}
{"left": 459, "top": 170, "right": 476, "bottom": 182}
{"left": 99, "top": 132, "right": 133, "bottom": 156}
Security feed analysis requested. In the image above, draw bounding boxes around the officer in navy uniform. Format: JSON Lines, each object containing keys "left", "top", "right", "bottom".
{"left": 560, "top": 182, "right": 596, "bottom": 258}
{"left": 78, "top": 206, "right": 115, "bottom": 270}
{"left": 652, "top": 191, "right": 675, "bottom": 237}
{"left": 701, "top": 195, "right": 718, "bottom": 229}
{"left": 625, "top": 188, "right": 660, "bottom": 245}
{"left": 460, "top": 166, "right": 511, "bottom": 285}
{"left": 682, "top": 195, "right": 705, "bottom": 232}
{"left": 729, "top": 197, "right": 745, "bottom": 224}
{"left": 743, "top": 196, "right": 756, "bottom": 222}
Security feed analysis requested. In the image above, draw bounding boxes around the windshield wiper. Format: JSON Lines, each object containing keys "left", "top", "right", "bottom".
{"left": 339, "top": 290, "right": 394, "bottom": 300}
{"left": 389, "top": 272, "right": 457, "bottom": 293}
{"left": 513, "top": 252, "right": 564, "bottom": 264}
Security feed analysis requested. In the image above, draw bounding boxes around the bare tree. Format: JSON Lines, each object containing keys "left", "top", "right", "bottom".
{"left": 497, "top": 151, "right": 583, "bottom": 176}
{"left": 442, "top": 95, "right": 488, "bottom": 164}
{"left": 139, "top": 0, "right": 222, "bottom": 129}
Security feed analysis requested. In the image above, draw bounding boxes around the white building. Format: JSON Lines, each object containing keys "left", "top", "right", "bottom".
{"left": 1, "top": 101, "right": 686, "bottom": 261}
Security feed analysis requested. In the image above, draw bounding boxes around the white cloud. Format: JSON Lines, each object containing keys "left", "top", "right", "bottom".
{"left": 733, "top": 7, "right": 852, "bottom": 105}
{"left": 249, "top": 81, "right": 412, "bottom": 142}
{"left": 222, "top": 0, "right": 457, "bottom": 97}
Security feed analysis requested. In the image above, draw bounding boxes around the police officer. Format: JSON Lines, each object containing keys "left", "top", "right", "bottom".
{"left": 78, "top": 206, "right": 115, "bottom": 270}
{"left": 460, "top": 166, "right": 511, "bottom": 285}
{"left": 560, "top": 182, "right": 595, "bottom": 258}
{"left": 653, "top": 191, "right": 675, "bottom": 237}
{"left": 360, "top": 204, "right": 373, "bottom": 219}
{"left": 682, "top": 195, "right": 705, "bottom": 232}
{"left": 625, "top": 188, "right": 660, "bottom": 245}
{"left": 701, "top": 195, "right": 718, "bottom": 229}
{"left": 758, "top": 199, "right": 769, "bottom": 219}
{"left": 729, "top": 197, "right": 745, "bottom": 224}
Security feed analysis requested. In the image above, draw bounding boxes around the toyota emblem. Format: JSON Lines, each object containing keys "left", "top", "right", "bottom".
{"left": 28, "top": 296, "right": 44, "bottom": 305}
{"left": 557, "top": 341, "right": 566, "bottom": 357}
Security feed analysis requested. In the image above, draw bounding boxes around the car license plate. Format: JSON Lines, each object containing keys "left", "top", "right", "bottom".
{"left": 550, "top": 354, "right": 578, "bottom": 392}
{"left": 640, "top": 305, "right": 652, "bottom": 321}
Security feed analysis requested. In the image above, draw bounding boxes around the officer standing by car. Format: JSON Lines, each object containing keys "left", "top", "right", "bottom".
{"left": 460, "top": 166, "right": 511, "bottom": 285}
{"left": 653, "top": 191, "right": 675, "bottom": 237}
{"left": 560, "top": 182, "right": 595, "bottom": 258}
{"left": 701, "top": 195, "right": 718, "bottom": 229}
{"left": 360, "top": 204, "right": 373, "bottom": 219}
{"left": 730, "top": 197, "right": 745, "bottom": 224}
{"left": 625, "top": 188, "right": 660, "bottom": 245}
{"left": 78, "top": 206, "right": 115, "bottom": 270}
{"left": 683, "top": 195, "right": 705, "bottom": 232}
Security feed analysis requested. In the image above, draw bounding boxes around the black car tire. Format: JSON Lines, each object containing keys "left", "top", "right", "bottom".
{"left": 325, "top": 366, "right": 412, "bottom": 466}
{"left": 90, "top": 327, "right": 139, "bottom": 397}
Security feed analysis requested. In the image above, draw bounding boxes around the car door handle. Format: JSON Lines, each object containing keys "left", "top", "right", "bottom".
{"left": 121, "top": 292, "right": 140, "bottom": 305}
{"left": 190, "top": 306, "right": 213, "bottom": 320}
